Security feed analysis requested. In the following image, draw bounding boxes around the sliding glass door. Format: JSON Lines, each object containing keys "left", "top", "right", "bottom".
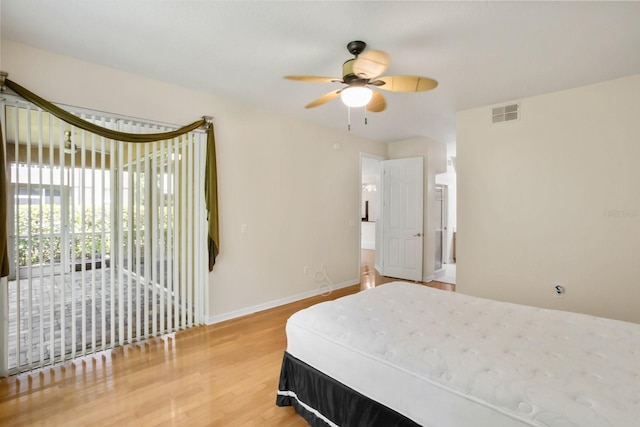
{"left": 1, "top": 96, "right": 208, "bottom": 375}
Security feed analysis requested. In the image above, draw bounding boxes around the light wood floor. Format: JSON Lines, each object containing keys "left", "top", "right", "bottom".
{"left": 0, "top": 251, "right": 453, "bottom": 426}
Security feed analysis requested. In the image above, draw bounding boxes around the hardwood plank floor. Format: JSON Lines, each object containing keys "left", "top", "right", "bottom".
{"left": 0, "top": 252, "right": 453, "bottom": 426}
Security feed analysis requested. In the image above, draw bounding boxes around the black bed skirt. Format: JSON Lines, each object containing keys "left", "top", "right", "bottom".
{"left": 276, "top": 351, "right": 421, "bottom": 427}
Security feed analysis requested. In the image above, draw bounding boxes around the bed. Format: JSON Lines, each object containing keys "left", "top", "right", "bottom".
{"left": 276, "top": 281, "right": 640, "bottom": 426}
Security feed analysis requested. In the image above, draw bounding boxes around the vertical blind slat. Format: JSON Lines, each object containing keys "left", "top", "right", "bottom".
{"left": 134, "top": 141, "right": 141, "bottom": 341}
{"left": 100, "top": 122, "right": 107, "bottom": 352}
{"left": 173, "top": 138, "right": 180, "bottom": 330}
{"left": 186, "top": 135, "right": 193, "bottom": 327}
{"left": 166, "top": 138, "right": 174, "bottom": 333}
{"left": 143, "top": 140, "right": 151, "bottom": 338}
{"left": 151, "top": 140, "right": 158, "bottom": 336}
{"left": 110, "top": 136, "right": 117, "bottom": 349}
{"left": 80, "top": 127, "right": 87, "bottom": 355}
{"left": 118, "top": 139, "right": 125, "bottom": 346}
{"left": 180, "top": 136, "right": 187, "bottom": 329}
{"left": 70, "top": 124, "right": 77, "bottom": 360}
{"left": 159, "top": 141, "right": 166, "bottom": 334}
{"left": 37, "top": 109, "right": 45, "bottom": 367}
{"left": 58, "top": 119, "right": 66, "bottom": 363}
{"left": 26, "top": 104, "right": 33, "bottom": 367}
{"left": 48, "top": 112, "right": 56, "bottom": 366}
{"left": 90, "top": 124, "right": 97, "bottom": 353}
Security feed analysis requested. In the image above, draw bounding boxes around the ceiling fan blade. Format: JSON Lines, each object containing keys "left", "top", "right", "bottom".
{"left": 305, "top": 89, "right": 342, "bottom": 109}
{"left": 284, "top": 75, "right": 342, "bottom": 83}
{"left": 352, "top": 50, "right": 390, "bottom": 80}
{"left": 367, "top": 91, "right": 386, "bottom": 113}
{"left": 374, "top": 75, "right": 438, "bottom": 92}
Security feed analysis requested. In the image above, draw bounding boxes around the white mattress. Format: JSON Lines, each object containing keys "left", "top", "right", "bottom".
{"left": 286, "top": 281, "right": 640, "bottom": 427}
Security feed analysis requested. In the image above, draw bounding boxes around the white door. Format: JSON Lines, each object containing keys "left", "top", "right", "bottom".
{"left": 381, "top": 157, "right": 424, "bottom": 281}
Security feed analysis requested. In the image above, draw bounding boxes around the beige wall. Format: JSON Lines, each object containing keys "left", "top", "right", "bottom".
{"left": 388, "top": 137, "right": 447, "bottom": 281}
{"left": 1, "top": 40, "right": 388, "bottom": 322}
{"left": 457, "top": 73, "right": 640, "bottom": 323}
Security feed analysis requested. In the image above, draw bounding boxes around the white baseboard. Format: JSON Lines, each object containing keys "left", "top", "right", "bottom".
{"left": 205, "top": 279, "right": 359, "bottom": 325}
{"left": 422, "top": 274, "right": 435, "bottom": 283}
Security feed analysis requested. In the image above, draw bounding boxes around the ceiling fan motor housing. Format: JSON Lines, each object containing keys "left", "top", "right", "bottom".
{"left": 343, "top": 41, "right": 368, "bottom": 84}
{"left": 342, "top": 59, "right": 361, "bottom": 84}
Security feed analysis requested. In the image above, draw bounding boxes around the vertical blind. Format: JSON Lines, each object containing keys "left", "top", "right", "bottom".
{"left": 0, "top": 97, "right": 208, "bottom": 375}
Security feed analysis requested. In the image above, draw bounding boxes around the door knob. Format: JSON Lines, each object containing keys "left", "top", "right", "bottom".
{"left": 413, "top": 233, "right": 422, "bottom": 237}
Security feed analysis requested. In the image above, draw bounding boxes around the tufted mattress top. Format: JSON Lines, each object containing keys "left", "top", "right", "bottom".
{"left": 285, "top": 281, "right": 640, "bottom": 427}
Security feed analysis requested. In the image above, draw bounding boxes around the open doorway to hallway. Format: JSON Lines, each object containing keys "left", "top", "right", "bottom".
{"left": 360, "top": 154, "right": 454, "bottom": 291}
{"left": 435, "top": 151, "right": 457, "bottom": 285}
{"left": 360, "top": 155, "right": 383, "bottom": 284}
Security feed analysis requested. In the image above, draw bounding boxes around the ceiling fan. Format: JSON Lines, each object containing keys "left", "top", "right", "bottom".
{"left": 284, "top": 40, "right": 438, "bottom": 113}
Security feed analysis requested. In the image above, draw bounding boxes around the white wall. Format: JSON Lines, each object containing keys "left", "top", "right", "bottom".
{"left": 1, "top": 40, "right": 388, "bottom": 322}
{"left": 457, "top": 73, "right": 640, "bottom": 323}
{"left": 388, "top": 137, "right": 447, "bottom": 281}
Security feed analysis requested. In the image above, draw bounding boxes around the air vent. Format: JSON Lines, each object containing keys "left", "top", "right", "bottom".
{"left": 492, "top": 103, "right": 519, "bottom": 123}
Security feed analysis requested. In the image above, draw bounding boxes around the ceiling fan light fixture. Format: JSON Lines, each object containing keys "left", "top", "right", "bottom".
{"left": 341, "top": 86, "right": 373, "bottom": 108}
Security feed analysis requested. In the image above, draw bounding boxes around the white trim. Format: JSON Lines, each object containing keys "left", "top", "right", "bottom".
{"left": 205, "top": 279, "right": 358, "bottom": 325}
{"left": 277, "top": 390, "right": 339, "bottom": 427}
{"left": 422, "top": 274, "right": 435, "bottom": 283}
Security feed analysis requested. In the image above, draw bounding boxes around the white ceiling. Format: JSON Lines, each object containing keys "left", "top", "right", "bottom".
{"left": 2, "top": 1, "right": 640, "bottom": 146}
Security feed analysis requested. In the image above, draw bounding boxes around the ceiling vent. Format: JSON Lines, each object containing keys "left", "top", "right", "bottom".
{"left": 492, "top": 103, "right": 519, "bottom": 124}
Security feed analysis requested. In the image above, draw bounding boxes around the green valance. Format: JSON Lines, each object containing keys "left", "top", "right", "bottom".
{"left": 0, "top": 76, "right": 219, "bottom": 277}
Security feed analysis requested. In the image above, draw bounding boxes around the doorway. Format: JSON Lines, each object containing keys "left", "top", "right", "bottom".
{"left": 360, "top": 154, "right": 383, "bottom": 287}
{"left": 435, "top": 185, "right": 445, "bottom": 272}
{"left": 435, "top": 155, "right": 457, "bottom": 285}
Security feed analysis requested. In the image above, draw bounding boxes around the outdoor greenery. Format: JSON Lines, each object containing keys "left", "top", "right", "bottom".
{"left": 16, "top": 204, "right": 172, "bottom": 268}
{"left": 16, "top": 205, "right": 112, "bottom": 267}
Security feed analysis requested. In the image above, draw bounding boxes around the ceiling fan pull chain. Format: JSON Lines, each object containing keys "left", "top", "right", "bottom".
{"left": 347, "top": 106, "right": 351, "bottom": 131}
{"left": 365, "top": 107, "right": 368, "bottom": 125}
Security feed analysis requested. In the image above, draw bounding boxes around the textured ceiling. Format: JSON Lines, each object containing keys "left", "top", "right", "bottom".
{"left": 2, "top": 1, "right": 640, "bottom": 146}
